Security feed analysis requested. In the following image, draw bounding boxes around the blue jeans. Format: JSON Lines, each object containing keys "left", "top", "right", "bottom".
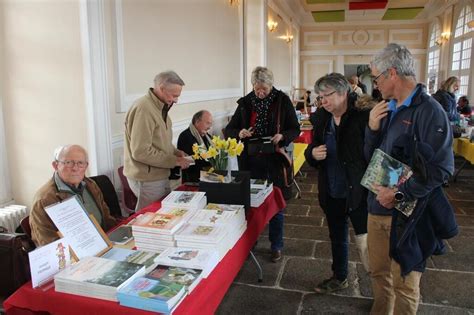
{"left": 324, "top": 196, "right": 367, "bottom": 281}
{"left": 269, "top": 209, "right": 284, "bottom": 251}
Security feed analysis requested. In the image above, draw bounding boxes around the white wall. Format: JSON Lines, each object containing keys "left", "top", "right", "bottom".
{"left": 2, "top": 0, "right": 89, "bottom": 206}
{"left": 300, "top": 22, "right": 428, "bottom": 91}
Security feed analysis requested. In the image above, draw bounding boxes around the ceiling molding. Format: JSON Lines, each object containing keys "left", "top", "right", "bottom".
{"left": 301, "top": 18, "right": 429, "bottom": 27}
{"left": 300, "top": 48, "right": 427, "bottom": 56}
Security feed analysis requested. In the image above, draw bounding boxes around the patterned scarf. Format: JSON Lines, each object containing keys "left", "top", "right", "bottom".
{"left": 251, "top": 87, "right": 277, "bottom": 136}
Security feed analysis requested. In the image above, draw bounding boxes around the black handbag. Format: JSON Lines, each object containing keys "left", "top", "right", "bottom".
{"left": 0, "top": 226, "right": 35, "bottom": 296}
{"left": 247, "top": 136, "right": 275, "bottom": 156}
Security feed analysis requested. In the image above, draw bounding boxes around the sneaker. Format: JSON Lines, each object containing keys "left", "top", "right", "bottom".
{"left": 314, "top": 277, "right": 348, "bottom": 294}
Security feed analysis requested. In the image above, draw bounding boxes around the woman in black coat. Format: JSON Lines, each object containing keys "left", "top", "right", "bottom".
{"left": 225, "top": 66, "right": 300, "bottom": 263}
{"left": 304, "top": 73, "right": 370, "bottom": 293}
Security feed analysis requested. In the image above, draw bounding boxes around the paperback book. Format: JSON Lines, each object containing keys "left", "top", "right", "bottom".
{"left": 54, "top": 256, "right": 145, "bottom": 301}
{"left": 361, "top": 148, "right": 417, "bottom": 217}
{"left": 146, "top": 265, "right": 203, "bottom": 293}
{"left": 101, "top": 247, "right": 160, "bottom": 273}
{"left": 117, "top": 276, "right": 186, "bottom": 314}
{"left": 154, "top": 247, "right": 219, "bottom": 278}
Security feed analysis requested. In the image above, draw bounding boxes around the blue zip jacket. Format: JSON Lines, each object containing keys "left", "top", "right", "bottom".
{"left": 364, "top": 84, "right": 454, "bottom": 216}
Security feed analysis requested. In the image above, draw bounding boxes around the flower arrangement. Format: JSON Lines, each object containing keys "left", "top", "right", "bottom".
{"left": 192, "top": 136, "right": 244, "bottom": 171}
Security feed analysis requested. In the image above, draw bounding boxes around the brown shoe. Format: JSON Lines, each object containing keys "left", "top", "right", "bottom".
{"left": 271, "top": 250, "right": 282, "bottom": 263}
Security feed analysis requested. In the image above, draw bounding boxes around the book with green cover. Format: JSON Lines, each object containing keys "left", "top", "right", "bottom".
{"left": 361, "top": 148, "right": 417, "bottom": 217}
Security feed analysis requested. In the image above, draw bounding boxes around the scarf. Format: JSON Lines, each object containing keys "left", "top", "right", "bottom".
{"left": 189, "top": 123, "right": 212, "bottom": 147}
{"left": 251, "top": 87, "right": 277, "bottom": 136}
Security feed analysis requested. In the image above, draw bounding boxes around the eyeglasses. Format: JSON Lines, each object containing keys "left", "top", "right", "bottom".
{"left": 316, "top": 90, "right": 337, "bottom": 102}
{"left": 57, "top": 160, "right": 88, "bottom": 169}
{"left": 372, "top": 70, "right": 387, "bottom": 85}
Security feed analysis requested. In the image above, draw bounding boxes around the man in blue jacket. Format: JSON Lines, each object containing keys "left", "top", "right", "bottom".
{"left": 364, "top": 43, "right": 455, "bottom": 314}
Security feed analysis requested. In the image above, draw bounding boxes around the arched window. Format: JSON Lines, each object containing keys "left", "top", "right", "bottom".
{"left": 427, "top": 21, "right": 441, "bottom": 94}
{"left": 451, "top": 5, "right": 473, "bottom": 96}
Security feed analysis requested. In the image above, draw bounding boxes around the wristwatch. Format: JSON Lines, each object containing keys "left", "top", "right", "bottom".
{"left": 394, "top": 191, "right": 405, "bottom": 202}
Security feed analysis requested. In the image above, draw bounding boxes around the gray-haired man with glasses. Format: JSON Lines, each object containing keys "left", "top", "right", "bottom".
{"left": 30, "top": 144, "right": 117, "bottom": 246}
{"left": 365, "top": 43, "right": 455, "bottom": 314}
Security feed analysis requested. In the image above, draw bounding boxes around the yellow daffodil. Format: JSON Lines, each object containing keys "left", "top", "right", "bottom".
{"left": 192, "top": 137, "right": 244, "bottom": 170}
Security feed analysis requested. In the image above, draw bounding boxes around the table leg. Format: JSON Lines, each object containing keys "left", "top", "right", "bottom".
{"left": 249, "top": 250, "right": 263, "bottom": 282}
{"left": 453, "top": 159, "right": 468, "bottom": 182}
{"left": 293, "top": 179, "right": 302, "bottom": 199}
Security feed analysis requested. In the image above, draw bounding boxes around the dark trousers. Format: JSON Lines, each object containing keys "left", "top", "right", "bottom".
{"left": 247, "top": 154, "right": 285, "bottom": 251}
{"left": 269, "top": 209, "right": 284, "bottom": 251}
{"left": 323, "top": 195, "right": 367, "bottom": 280}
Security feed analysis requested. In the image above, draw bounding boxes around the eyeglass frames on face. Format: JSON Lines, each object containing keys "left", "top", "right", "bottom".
{"left": 372, "top": 70, "right": 387, "bottom": 85}
{"left": 316, "top": 90, "right": 337, "bottom": 102}
{"left": 57, "top": 160, "right": 89, "bottom": 169}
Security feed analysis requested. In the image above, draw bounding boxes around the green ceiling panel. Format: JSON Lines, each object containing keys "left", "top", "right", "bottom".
{"left": 306, "top": 0, "right": 344, "bottom": 4}
{"left": 312, "top": 10, "right": 345, "bottom": 22}
{"left": 382, "top": 7, "right": 424, "bottom": 20}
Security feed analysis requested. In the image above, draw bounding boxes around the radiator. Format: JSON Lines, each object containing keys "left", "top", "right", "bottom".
{"left": 0, "top": 205, "right": 29, "bottom": 233}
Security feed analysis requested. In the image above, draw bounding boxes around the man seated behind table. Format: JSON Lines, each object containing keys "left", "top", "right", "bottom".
{"left": 30, "top": 145, "right": 117, "bottom": 246}
{"left": 177, "top": 110, "right": 213, "bottom": 183}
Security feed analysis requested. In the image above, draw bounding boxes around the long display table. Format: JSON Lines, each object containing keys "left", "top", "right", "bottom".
{"left": 4, "top": 187, "right": 286, "bottom": 315}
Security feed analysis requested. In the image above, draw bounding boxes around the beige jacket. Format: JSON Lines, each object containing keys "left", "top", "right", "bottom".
{"left": 30, "top": 177, "right": 117, "bottom": 247}
{"left": 124, "top": 89, "right": 178, "bottom": 181}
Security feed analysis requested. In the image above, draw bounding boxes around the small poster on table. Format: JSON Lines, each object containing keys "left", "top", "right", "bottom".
{"left": 45, "top": 196, "right": 110, "bottom": 259}
{"left": 29, "top": 238, "right": 72, "bottom": 288}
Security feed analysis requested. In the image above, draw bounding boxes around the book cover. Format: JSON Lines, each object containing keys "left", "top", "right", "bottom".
{"left": 146, "top": 265, "right": 202, "bottom": 292}
{"left": 102, "top": 248, "right": 160, "bottom": 272}
{"left": 132, "top": 211, "right": 185, "bottom": 234}
{"left": 154, "top": 248, "right": 219, "bottom": 276}
{"left": 162, "top": 191, "right": 205, "bottom": 206}
{"left": 55, "top": 256, "right": 144, "bottom": 288}
{"left": 361, "top": 148, "right": 417, "bottom": 216}
{"left": 117, "top": 276, "right": 186, "bottom": 309}
{"left": 204, "top": 203, "right": 244, "bottom": 212}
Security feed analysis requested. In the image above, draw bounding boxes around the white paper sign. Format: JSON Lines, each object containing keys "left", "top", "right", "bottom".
{"left": 45, "top": 196, "right": 109, "bottom": 259}
{"left": 29, "top": 238, "right": 71, "bottom": 288}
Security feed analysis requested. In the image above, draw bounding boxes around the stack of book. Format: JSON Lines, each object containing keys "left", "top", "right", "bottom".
{"left": 54, "top": 256, "right": 145, "bottom": 301}
{"left": 194, "top": 209, "right": 245, "bottom": 251}
{"left": 131, "top": 207, "right": 195, "bottom": 252}
{"left": 161, "top": 191, "right": 207, "bottom": 210}
{"left": 250, "top": 180, "right": 273, "bottom": 207}
{"left": 117, "top": 274, "right": 186, "bottom": 314}
{"left": 174, "top": 223, "right": 229, "bottom": 259}
{"left": 154, "top": 247, "right": 219, "bottom": 278}
{"left": 174, "top": 204, "right": 247, "bottom": 259}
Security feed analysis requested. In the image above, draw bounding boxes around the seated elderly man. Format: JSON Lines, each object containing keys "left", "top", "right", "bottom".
{"left": 177, "top": 110, "right": 213, "bottom": 183}
{"left": 30, "top": 145, "right": 117, "bottom": 246}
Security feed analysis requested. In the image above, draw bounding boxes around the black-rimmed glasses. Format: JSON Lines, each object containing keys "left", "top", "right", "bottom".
{"left": 372, "top": 70, "right": 387, "bottom": 85}
{"left": 316, "top": 90, "right": 337, "bottom": 102}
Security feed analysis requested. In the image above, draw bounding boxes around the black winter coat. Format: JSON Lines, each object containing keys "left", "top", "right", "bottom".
{"left": 304, "top": 92, "right": 369, "bottom": 211}
{"left": 177, "top": 128, "right": 211, "bottom": 183}
{"left": 224, "top": 89, "right": 300, "bottom": 200}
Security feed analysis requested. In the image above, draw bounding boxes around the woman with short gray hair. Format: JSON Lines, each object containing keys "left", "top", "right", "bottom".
{"left": 305, "top": 72, "right": 370, "bottom": 293}
{"left": 225, "top": 66, "right": 300, "bottom": 263}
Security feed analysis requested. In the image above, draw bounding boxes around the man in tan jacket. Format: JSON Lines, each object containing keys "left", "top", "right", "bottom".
{"left": 124, "top": 71, "right": 191, "bottom": 211}
{"left": 30, "top": 145, "right": 117, "bottom": 246}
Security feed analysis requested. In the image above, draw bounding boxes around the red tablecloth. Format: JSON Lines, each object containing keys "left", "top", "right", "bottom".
{"left": 294, "top": 130, "right": 312, "bottom": 144}
{"left": 4, "top": 188, "right": 286, "bottom": 315}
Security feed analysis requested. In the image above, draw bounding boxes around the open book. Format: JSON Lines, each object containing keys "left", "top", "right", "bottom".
{"left": 361, "top": 149, "right": 417, "bottom": 217}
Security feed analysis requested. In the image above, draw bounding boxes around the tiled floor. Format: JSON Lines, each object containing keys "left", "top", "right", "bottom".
{"left": 217, "top": 158, "right": 474, "bottom": 314}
